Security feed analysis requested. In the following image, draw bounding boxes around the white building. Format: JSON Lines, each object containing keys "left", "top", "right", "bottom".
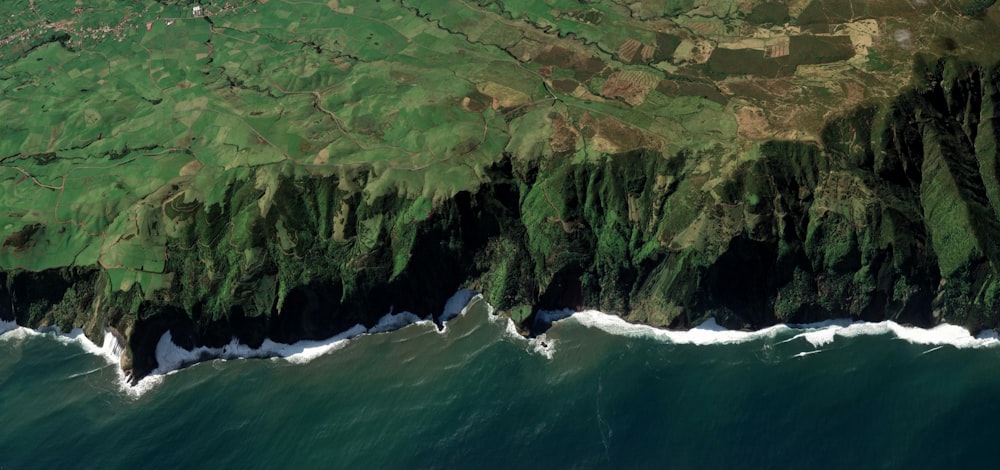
{"left": 192, "top": 5, "right": 203, "bottom": 16}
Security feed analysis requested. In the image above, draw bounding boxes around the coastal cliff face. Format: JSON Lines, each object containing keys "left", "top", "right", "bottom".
{"left": 3, "top": 0, "right": 1000, "bottom": 380}
{"left": 3, "top": 57, "right": 1000, "bottom": 379}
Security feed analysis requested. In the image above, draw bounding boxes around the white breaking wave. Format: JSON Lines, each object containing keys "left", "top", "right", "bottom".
{"left": 920, "top": 345, "right": 945, "bottom": 356}
{"left": 67, "top": 328, "right": 126, "bottom": 365}
{"left": 786, "top": 321, "right": 1000, "bottom": 349}
{"left": 565, "top": 311, "right": 792, "bottom": 345}
{"left": 8, "top": 291, "right": 1000, "bottom": 398}
{"left": 369, "top": 312, "right": 426, "bottom": 334}
{"left": 149, "top": 323, "right": 370, "bottom": 374}
{"left": 530, "top": 335, "right": 556, "bottom": 359}
{"left": 534, "top": 308, "right": 574, "bottom": 326}
{"left": 561, "top": 310, "right": 1000, "bottom": 350}
{"left": 0, "top": 323, "right": 139, "bottom": 396}
{"left": 436, "top": 290, "right": 485, "bottom": 334}
{"left": 496, "top": 312, "right": 523, "bottom": 341}
{"left": 119, "top": 308, "right": 1000, "bottom": 397}
{"left": 0, "top": 318, "right": 16, "bottom": 334}
{"left": 59, "top": 328, "right": 142, "bottom": 396}
{"left": 440, "top": 289, "right": 477, "bottom": 323}
{"left": 0, "top": 324, "right": 125, "bottom": 364}
{"left": 266, "top": 325, "right": 370, "bottom": 364}
{"left": 134, "top": 293, "right": 494, "bottom": 393}
{"left": 490, "top": 308, "right": 560, "bottom": 359}
{"left": 0, "top": 323, "right": 46, "bottom": 344}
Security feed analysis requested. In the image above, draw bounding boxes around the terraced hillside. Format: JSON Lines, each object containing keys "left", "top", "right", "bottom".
{"left": 2, "top": 0, "right": 1000, "bottom": 379}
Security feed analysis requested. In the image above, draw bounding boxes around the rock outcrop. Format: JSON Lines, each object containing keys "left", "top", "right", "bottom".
{"left": 4, "top": 57, "right": 1000, "bottom": 381}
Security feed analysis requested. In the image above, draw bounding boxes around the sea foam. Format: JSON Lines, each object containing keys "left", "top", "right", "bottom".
{"left": 566, "top": 311, "right": 791, "bottom": 345}
{"left": 0, "top": 319, "right": 33, "bottom": 340}
{"left": 0, "top": 324, "right": 144, "bottom": 396}
{"left": 0, "top": 323, "right": 124, "bottom": 360}
{"left": 117, "top": 308, "right": 1000, "bottom": 398}
{"left": 440, "top": 289, "right": 477, "bottom": 323}
{"left": 0, "top": 290, "right": 482, "bottom": 397}
{"left": 491, "top": 315, "right": 556, "bottom": 359}
{"left": 370, "top": 312, "right": 426, "bottom": 334}
{"left": 123, "top": 290, "right": 485, "bottom": 396}
{"left": 788, "top": 321, "right": 1000, "bottom": 349}
{"left": 8, "top": 293, "right": 1000, "bottom": 398}
{"left": 66, "top": 328, "right": 126, "bottom": 365}
{"left": 148, "top": 323, "right": 372, "bottom": 374}
{"left": 534, "top": 308, "right": 575, "bottom": 326}
{"left": 561, "top": 310, "right": 1000, "bottom": 350}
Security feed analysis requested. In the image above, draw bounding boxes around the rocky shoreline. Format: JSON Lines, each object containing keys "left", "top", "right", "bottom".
{"left": 3, "top": 57, "right": 1000, "bottom": 382}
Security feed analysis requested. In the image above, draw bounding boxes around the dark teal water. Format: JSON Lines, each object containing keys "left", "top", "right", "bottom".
{"left": 2, "top": 301, "right": 999, "bottom": 468}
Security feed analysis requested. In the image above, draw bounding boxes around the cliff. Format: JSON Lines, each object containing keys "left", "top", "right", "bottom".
{"left": 2, "top": 0, "right": 1000, "bottom": 380}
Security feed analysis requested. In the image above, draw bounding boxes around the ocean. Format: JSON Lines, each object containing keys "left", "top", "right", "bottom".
{"left": 2, "top": 294, "right": 999, "bottom": 468}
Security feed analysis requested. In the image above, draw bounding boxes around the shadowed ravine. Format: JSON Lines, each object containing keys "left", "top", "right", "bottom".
{"left": 6, "top": 57, "right": 1000, "bottom": 380}
{"left": 3, "top": 0, "right": 1000, "bottom": 381}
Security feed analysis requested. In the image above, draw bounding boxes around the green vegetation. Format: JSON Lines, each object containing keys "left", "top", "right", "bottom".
{"left": 2, "top": 0, "right": 1000, "bottom": 378}
{"left": 746, "top": 3, "right": 790, "bottom": 25}
{"left": 866, "top": 49, "right": 893, "bottom": 72}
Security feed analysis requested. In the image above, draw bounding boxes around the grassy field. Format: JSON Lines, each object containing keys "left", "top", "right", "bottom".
{"left": 0, "top": 0, "right": 997, "bottom": 302}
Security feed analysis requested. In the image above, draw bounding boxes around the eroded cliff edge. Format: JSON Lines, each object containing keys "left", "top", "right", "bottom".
{"left": 2, "top": 56, "right": 1000, "bottom": 380}
{"left": 6, "top": 0, "right": 1000, "bottom": 381}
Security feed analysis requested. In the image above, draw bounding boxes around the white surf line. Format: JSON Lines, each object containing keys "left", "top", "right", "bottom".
{"left": 0, "top": 322, "right": 126, "bottom": 364}
{"left": 65, "top": 365, "right": 114, "bottom": 380}
{"left": 560, "top": 311, "right": 1000, "bottom": 350}
{"left": 0, "top": 322, "right": 141, "bottom": 396}
{"left": 565, "top": 311, "right": 793, "bottom": 345}
{"left": 0, "top": 305, "right": 453, "bottom": 398}
{"left": 529, "top": 335, "right": 556, "bottom": 360}
{"left": 488, "top": 307, "right": 562, "bottom": 359}
{"left": 8, "top": 293, "right": 1000, "bottom": 397}
{"left": 793, "top": 350, "right": 822, "bottom": 358}
{"left": 527, "top": 309, "right": 576, "bottom": 359}
{"left": 920, "top": 345, "right": 945, "bottom": 355}
{"left": 136, "top": 291, "right": 484, "bottom": 396}
{"left": 83, "top": 289, "right": 485, "bottom": 397}
{"left": 439, "top": 289, "right": 478, "bottom": 324}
